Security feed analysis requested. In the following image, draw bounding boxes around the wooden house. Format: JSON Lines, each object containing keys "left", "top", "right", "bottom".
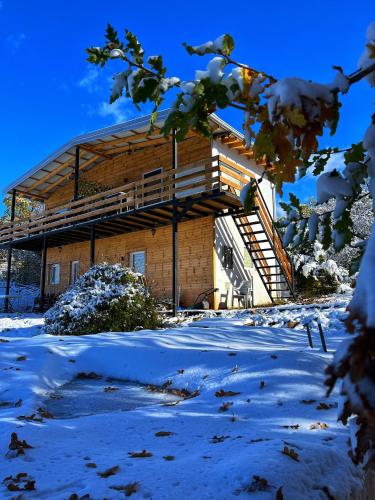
{"left": 0, "top": 110, "right": 294, "bottom": 312}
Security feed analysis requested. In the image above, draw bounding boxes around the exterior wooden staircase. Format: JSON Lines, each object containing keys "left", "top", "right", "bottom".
{"left": 232, "top": 182, "right": 295, "bottom": 303}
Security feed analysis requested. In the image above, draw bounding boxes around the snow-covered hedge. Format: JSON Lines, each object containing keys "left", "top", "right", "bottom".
{"left": 293, "top": 241, "right": 349, "bottom": 297}
{"left": 44, "top": 263, "right": 161, "bottom": 335}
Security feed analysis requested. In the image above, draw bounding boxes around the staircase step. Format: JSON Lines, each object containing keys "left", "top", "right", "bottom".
{"left": 249, "top": 239, "right": 270, "bottom": 244}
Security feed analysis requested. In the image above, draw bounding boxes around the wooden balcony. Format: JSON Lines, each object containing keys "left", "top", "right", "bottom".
{"left": 0, "top": 155, "right": 255, "bottom": 251}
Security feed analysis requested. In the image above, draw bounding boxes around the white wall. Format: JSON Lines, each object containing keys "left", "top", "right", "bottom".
{"left": 214, "top": 216, "right": 272, "bottom": 307}
{"left": 212, "top": 139, "right": 275, "bottom": 307}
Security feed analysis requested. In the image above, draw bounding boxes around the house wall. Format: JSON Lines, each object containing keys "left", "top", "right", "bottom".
{"left": 212, "top": 139, "right": 274, "bottom": 307}
{"left": 46, "top": 135, "right": 211, "bottom": 209}
{"left": 45, "top": 216, "right": 215, "bottom": 307}
{"left": 214, "top": 216, "right": 271, "bottom": 308}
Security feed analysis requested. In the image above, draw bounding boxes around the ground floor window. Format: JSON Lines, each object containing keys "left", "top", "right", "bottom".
{"left": 49, "top": 263, "right": 60, "bottom": 285}
{"left": 130, "top": 251, "right": 146, "bottom": 274}
{"left": 70, "top": 260, "right": 80, "bottom": 284}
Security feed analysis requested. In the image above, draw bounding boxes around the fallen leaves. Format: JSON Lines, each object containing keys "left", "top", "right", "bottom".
{"left": 17, "top": 407, "right": 54, "bottom": 423}
{"left": 6, "top": 433, "right": 33, "bottom": 458}
{"left": 211, "top": 435, "right": 229, "bottom": 443}
{"left": 104, "top": 386, "right": 119, "bottom": 393}
{"left": 97, "top": 465, "right": 120, "bottom": 478}
{"left": 154, "top": 431, "right": 174, "bottom": 437}
{"left": 281, "top": 445, "right": 299, "bottom": 462}
{"left": 215, "top": 389, "right": 241, "bottom": 397}
{"left": 110, "top": 482, "right": 139, "bottom": 496}
{"left": 3, "top": 472, "right": 35, "bottom": 492}
{"left": 287, "top": 320, "right": 299, "bottom": 329}
{"left": 300, "top": 399, "right": 316, "bottom": 405}
{"left": 282, "top": 424, "right": 300, "bottom": 430}
{"left": 128, "top": 450, "right": 153, "bottom": 458}
{"left": 16, "top": 355, "right": 27, "bottom": 361}
{"left": 316, "top": 402, "right": 337, "bottom": 410}
{"left": 244, "top": 475, "right": 271, "bottom": 492}
{"left": 219, "top": 401, "right": 233, "bottom": 412}
{"left": 259, "top": 380, "right": 266, "bottom": 389}
{"left": 85, "top": 463, "right": 97, "bottom": 468}
{"left": 76, "top": 372, "right": 101, "bottom": 380}
{"left": 310, "top": 422, "right": 329, "bottom": 430}
{"left": 163, "top": 455, "right": 175, "bottom": 461}
{"left": 177, "top": 369, "right": 184, "bottom": 374}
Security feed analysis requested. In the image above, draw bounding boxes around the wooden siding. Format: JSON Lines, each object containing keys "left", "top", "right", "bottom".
{"left": 46, "top": 135, "right": 211, "bottom": 209}
{"left": 46, "top": 216, "right": 215, "bottom": 307}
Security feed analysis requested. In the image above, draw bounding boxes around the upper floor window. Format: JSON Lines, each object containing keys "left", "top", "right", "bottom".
{"left": 49, "top": 263, "right": 60, "bottom": 285}
{"left": 130, "top": 251, "right": 146, "bottom": 274}
{"left": 223, "top": 246, "right": 233, "bottom": 270}
{"left": 70, "top": 260, "right": 80, "bottom": 284}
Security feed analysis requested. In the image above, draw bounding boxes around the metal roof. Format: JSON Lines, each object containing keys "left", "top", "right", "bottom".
{"left": 4, "top": 109, "right": 244, "bottom": 198}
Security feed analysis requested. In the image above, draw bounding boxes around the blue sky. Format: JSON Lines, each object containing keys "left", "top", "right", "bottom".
{"left": 0, "top": 0, "right": 373, "bottom": 208}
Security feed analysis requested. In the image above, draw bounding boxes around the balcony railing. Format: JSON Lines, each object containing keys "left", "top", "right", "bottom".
{"left": 0, "top": 155, "right": 253, "bottom": 245}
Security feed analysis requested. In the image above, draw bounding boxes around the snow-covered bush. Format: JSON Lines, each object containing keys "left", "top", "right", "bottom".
{"left": 45, "top": 263, "right": 161, "bottom": 335}
{"left": 293, "top": 241, "right": 349, "bottom": 297}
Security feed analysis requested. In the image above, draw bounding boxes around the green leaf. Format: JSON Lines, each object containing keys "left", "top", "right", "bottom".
{"left": 105, "top": 24, "right": 120, "bottom": 45}
{"left": 289, "top": 193, "right": 300, "bottom": 210}
{"left": 125, "top": 29, "right": 144, "bottom": 64}
{"left": 242, "top": 179, "right": 257, "bottom": 215}
{"left": 344, "top": 142, "right": 365, "bottom": 164}
{"left": 183, "top": 34, "right": 234, "bottom": 56}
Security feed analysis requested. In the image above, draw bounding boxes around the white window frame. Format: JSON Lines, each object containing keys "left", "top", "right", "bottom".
{"left": 49, "top": 263, "right": 60, "bottom": 285}
{"left": 70, "top": 260, "right": 80, "bottom": 284}
{"left": 130, "top": 251, "right": 146, "bottom": 275}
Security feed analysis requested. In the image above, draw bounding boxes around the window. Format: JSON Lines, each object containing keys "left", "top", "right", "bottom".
{"left": 244, "top": 247, "right": 253, "bottom": 269}
{"left": 143, "top": 168, "right": 163, "bottom": 206}
{"left": 49, "top": 264, "right": 60, "bottom": 285}
{"left": 223, "top": 246, "right": 233, "bottom": 270}
{"left": 130, "top": 251, "right": 146, "bottom": 274}
{"left": 70, "top": 260, "right": 80, "bottom": 284}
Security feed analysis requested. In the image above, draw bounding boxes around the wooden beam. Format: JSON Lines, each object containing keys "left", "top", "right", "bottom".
{"left": 92, "top": 128, "right": 163, "bottom": 150}
{"left": 28, "top": 156, "right": 76, "bottom": 192}
{"left": 79, "top": 144, "right": 113, "bottom": 159}
{"left": 39, "top": 155, "right": 100, "bottom": 195}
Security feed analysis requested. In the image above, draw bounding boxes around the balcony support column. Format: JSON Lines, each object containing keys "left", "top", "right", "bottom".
{"left": 5, "top": 189, "right": 17, "bottom": 313}
{"left": 73, "top": 146, "right": 80, "bottom": 201}
{"left": 90, "top": 224, "right": 96, "bottom": 267}
{"left": 39, "top": 236, "right": 47, "bottom": 313}
{"left": 172, "top": 129, "right": 179, "bottom": 317}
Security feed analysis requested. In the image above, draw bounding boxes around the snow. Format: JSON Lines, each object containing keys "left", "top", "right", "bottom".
{"left": 266, "top": 77, "right": 334, "bottom": 122}
{"left": 0, "top": 299, "right": 365, "bottom": 499}
{"left": 358, "top": 21, "right": 375, "bottom": 87}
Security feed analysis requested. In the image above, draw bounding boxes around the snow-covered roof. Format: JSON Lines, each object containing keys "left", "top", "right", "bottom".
{"left": 4, "top": 110, "right": 244, "bottom": 199}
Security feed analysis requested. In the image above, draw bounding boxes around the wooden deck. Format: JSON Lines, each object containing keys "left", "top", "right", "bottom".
{"left": 0, "top": 155, "right": 250, "bottom": 251}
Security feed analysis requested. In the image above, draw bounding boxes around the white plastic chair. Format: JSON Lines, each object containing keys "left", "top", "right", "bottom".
{"left": 232, "top": 278, "right": 254, "bottom": 309}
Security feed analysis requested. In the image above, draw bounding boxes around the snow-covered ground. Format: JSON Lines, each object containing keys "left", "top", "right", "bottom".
{"left": 0, "top": 300, "right": 365, "bottom": 499}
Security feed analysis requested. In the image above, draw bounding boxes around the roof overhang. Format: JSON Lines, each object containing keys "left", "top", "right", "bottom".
{"left": 4, "top": 109, "right": 245, "bottom": 199}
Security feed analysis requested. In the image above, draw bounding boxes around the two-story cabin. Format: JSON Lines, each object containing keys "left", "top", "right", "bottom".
{"left": 0, "top": 110, "right": 294, "bottom": 312}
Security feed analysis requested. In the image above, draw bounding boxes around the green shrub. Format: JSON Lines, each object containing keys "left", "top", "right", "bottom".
{"left": 45, "top": 263, "right": 161, "bottom": 335}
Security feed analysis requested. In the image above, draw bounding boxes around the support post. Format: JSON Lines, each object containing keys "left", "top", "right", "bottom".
{"left": 90, "top": 224, "right": 96, "bottom": 267}
{"left": 5, "top": 189, "right": 17, "bottom": 313}
{"left": 39, "top": 236, "right": 47, "bottom": 313}
{"left": 73, "top": 146, "right": 80, "bottom": 201}
{"left": 317, "top": 320, "right": 327, "bottom": 352}
{"left": 172, "top": 129, "right": 178, "bottom": 317}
